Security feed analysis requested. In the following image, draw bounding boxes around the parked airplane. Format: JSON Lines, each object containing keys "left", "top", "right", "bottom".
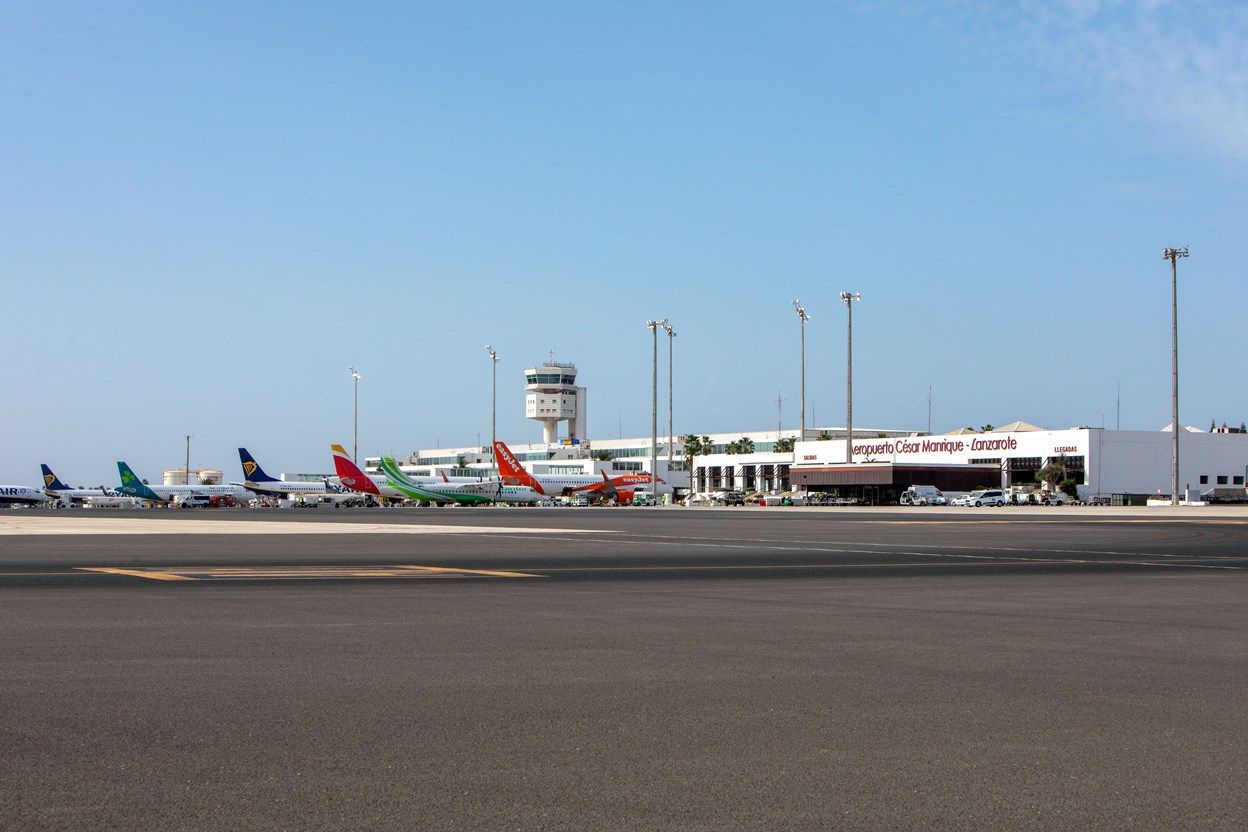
{"left": 115, "top": 462, "right": 256, "bottom": 504}
{"left": 493, "top": 441, "right": 665, "bottom": 503}
{"left": 41, "top": 464, "right": 117, "bottom": 502}
{"left": 377, "top": 457, "right": 500, "bottom": 505}
{"left": 237, "top": 448, "right": 339, "bottom": 497}
{"left": 0, "top": 485, "right": 48, "bottom": 505}
{"left": 330, "top": 444, "right": 401, "bottom": 499}
{"left": 329, "top": 444, "right": 542, "bottom": 505}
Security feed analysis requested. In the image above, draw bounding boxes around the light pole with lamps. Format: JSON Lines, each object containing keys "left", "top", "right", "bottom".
{"left": 185, "top": 434, "right": 191, "bottom": 486}
{"left": 792, "top": 299, "right": 810, "bottom": 439}
{"left": 841, "top": 292, "right": 862, "bottom": 463}
{"left": 660, "top": 320, "right": 675, "bottom": 474}
{"left": 647, "top": 320, "right": 660, "bottom": 501}
{"left": 485, "top": 346, "right": 499, "bottom": 471}
{"left": 1163, "top": 247, "right": 1188, "bottom": 505}
{"left": 348, "top": 366, "right": 361, "bottom": 465}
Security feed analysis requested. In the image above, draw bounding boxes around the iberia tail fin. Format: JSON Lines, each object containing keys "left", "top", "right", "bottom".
{"left": 330, "top": 443, "right": 381, "bottom": 495}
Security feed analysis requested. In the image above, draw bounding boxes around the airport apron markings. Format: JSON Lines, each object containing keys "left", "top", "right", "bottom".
{"left": 77, "top": 565, "right": 542, "bottom": 581}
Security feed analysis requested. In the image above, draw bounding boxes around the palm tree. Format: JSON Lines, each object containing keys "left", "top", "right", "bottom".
{"left": 773, "top": 436, "right": 797, "bottom": 453}
{"left": 681, "top": 434, "right": 713, "bottom": 496}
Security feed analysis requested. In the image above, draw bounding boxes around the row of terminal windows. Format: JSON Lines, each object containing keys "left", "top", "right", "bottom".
{"left": 594, "top": 443, "right": 781, "bottom": 457}
{"left": 1199, "top": 475, "right": 1245, "bottom": 486}
{"left": 526, "top": 374, "right": 577, "bottom": 385}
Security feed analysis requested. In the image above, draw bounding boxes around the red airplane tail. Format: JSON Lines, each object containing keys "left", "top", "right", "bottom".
{"left": 330, "top": 443, "right": 381, "bottom": 495}
{"left": 493, "top": 441, "right": 545, "bottom": 494}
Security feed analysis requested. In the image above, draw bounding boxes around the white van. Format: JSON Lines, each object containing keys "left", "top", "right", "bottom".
{"left": 965, "top": 489, "right": 1006, "bottom": 507}
{"left": 900, "top": 486, "right": 947, "bottom": 506}
{"left": 175, "top": 495, "right": 212, "bottom": 509}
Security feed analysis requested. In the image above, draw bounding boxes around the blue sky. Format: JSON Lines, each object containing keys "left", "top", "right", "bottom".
{"left": 2, "top": 1, "right": 1245, "bottom": 485}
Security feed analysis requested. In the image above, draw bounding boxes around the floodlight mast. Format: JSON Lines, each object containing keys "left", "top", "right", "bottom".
{"left": 660, "top": 320, "right": 676, "bottom": 478}
{"left": 485, "top": 346, "right": 499, "bottom": 470}
{"left": 792, "top": 300, "right": 810, "bottom": 438}
{"left": 840, "top": 292, "right": 862, "bottom": 463}
{"left": 348, "top": 366, "right": 361, "bottom": 464}
{"left": 646, "top": 321, "right": 661, "bottom": 503}
{"left": 1163, "top": 247, "right": 1188, "bottom": 505}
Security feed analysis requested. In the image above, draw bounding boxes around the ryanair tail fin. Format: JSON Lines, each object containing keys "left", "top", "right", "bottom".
{"left": 41, "top": 464, "right": 70, "bottom": 491}
{"left": 238, "top": 448, "right": 277, "bottom": 482}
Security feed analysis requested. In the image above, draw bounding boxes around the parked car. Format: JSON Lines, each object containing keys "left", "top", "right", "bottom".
{"left": 723, "top": 491, "right": 746, "bottom": 506}
{"left": 966, "top": 489, "right": 1006, "bottom": 507}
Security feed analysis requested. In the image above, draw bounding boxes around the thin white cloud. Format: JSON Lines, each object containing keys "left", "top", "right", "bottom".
{"left": 1012, "top": 1, "right": 1248, "bottom": 163}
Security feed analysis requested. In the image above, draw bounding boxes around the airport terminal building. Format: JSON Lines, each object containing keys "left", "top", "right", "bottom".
{"left": 374, "top": 422, "right": 1248, "bottom": 504}
{"left": 364, "top": 359, "right": 1248, "bottom": 503}
{"left": 786, "top": 424, "right": 1248, "bottom": 502}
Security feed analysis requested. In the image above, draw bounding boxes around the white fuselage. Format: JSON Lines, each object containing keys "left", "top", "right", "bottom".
{"left": 498, "top": 485, "right": 544, "bottom": 504}
{"left": 147, "top": 484, "right": 257, "bottom": 502}
{"left": 0, "top": 486, "right": 49, "bottom": 505}
{"left": 45, "top": 487, "right": 117, "bottom": 502}
{"left": 243, "top": 479, "right": 334, "bottom": 496}
{"left": 523, "top": 473, "right": 669, "bottom": 497}
{"left": 345, "top": 473, "right": 492, "bottom": 500}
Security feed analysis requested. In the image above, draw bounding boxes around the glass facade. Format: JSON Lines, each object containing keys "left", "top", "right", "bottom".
{"left": 525, "top": 374, "right": 577, "bottom": 385}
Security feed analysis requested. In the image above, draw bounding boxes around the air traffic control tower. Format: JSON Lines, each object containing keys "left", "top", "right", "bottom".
{"left": 524, "top": 361, "right": 586, "bottom": 444}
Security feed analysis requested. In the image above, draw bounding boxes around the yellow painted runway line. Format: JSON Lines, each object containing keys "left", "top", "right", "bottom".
{"left": 74, "top": 564, "right": 543, "bottom": 581}
{"left": 399, "top": 565, "right": 541, "bottom": 578}
{"left": 79, "top": 567, "right": 195, "bottom": 581}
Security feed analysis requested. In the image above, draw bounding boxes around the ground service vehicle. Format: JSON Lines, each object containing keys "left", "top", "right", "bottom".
{"left": 632, "top": 491, "right": 657, "bottom": 506}
{"left": 900, "top": 486, "right": 947, "bottom": 506}
{"left": 176, "top": 495, "right": 212, "bottom": 508}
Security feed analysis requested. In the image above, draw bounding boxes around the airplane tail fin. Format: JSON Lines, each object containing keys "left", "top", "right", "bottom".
{"left": 379, "top": 456, "right": 413, "bottom": 487}
{"left": 493, "top": 441, "right": 543, "bottom": 493}
{"left": 331, "top": 443, "right": 381, "bottom": 495}
{"left": 41, "top": 464, "right": 70, "bottom": 491}
{"left": 238, "top": 448, "right": 277, "bottom": 482}
{"left": 441, "top": 470, "right": 450, "bottom": 483}
{"left": 116, "top": 461, "right": 160, "bottom": 500}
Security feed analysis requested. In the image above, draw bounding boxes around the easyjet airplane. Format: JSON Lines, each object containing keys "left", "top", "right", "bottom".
{"left": 492, "top": 441, "right": 665, "bottom": 503}
{"left": 329, "top": 444, "right": 539, "bottom": 504}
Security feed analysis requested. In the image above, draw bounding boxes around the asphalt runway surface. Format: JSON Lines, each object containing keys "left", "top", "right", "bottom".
{"left": 2, "top": 508, "right": 1246, "bottom": 830}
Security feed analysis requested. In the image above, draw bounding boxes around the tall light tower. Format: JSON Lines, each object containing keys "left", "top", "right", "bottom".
{"left": 792, "top": 299, "right": 810, "bottom": 438}
{"left": 485, "top": 345, "right": 499, "bottom": 469}
{"left": 348, "top": 366, "right": 361, "bottom": 464}
{"left": 647, "top": 320, "right": 660, "bottom": 499}
{"left": 661, "top": 320, "right": 675, "bottom": 470}
{"left": 1163, "top": 247, "right": 1188, "bottom": 505}
{"left": 185, "top": 434, "right": 191, "bottom": 486}
{"left": 841, "top": 292, "right": 862, "bottom": 463}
